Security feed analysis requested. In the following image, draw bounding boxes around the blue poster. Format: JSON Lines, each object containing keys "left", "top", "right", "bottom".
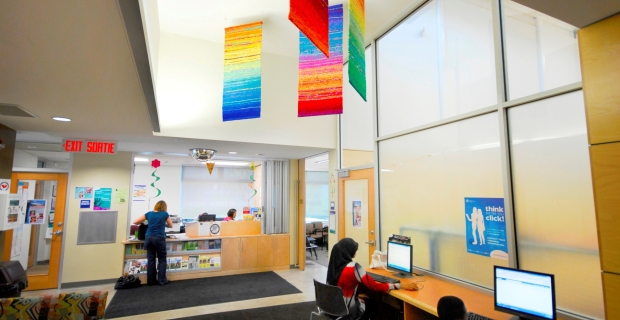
{"left": 80, "top": 200, "right": 91, "bottom": 209}
{"left": 94, "top": 188, "right": 112, "bottom": 210}
{"left": 464, "top": 197, "right": 507, "bottom": 260}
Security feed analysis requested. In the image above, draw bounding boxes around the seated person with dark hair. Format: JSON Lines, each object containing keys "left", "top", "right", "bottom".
{"left": 223, "top": 208, "right": 237, "bottom": 221}
{"left": 437, "top": 296, "right": 467, "bottom": 320}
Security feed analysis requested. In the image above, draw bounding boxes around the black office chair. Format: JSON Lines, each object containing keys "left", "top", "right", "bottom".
{"left": 306, "top": 237, "right": 319, "bottom": 259}
{"left": 311, "top": 279, "right": 349, "bottom": 319}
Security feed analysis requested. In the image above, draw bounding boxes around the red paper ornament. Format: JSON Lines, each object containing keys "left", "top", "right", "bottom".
{"left": 151, "top": 159, "right": 161, "bottom": 169}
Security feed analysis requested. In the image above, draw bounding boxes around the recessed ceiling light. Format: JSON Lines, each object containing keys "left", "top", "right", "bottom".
{"left": 134, "top": 157, "right": 149, "bottom": 162}
{"left": 52, "top": 117, "right": 71, "bottom": 122}
{"left": 228, "top": 151, "right": 237, "bottom": 154}
{"left": 26, "top": 146, "right": 37, "bottom": 149}
{"left": 315, "top": 159, "right": 329, "bottom": 164}
{"left": 255, "top": 153, "right": 263, "bottom": 156}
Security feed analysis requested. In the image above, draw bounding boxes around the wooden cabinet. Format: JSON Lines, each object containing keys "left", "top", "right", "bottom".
{"left": 221, "top": 238, "right": 240, "bottom": 271}
{"left": 256, "top": 234, "right": 290, "bottom": 268}
{"left": 273, "top": 234, "right": 290, "bottom": 267}
{"left": 239, "top": 237, "right": 258, "bottom": 269}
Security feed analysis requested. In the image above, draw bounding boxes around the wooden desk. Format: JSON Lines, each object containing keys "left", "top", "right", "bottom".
{"left": 367, "top": 269, "right": 511, "bottom": 320}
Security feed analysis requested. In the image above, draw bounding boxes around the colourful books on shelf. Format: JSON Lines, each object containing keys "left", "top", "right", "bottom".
{"left": 188, "top": 255, "right": 199, "bottom": 269}
{"left": 133, "top": 244, "right": 147, "bottom": 255}
{"left": 185, "top": 241, "right": 198, "bottom": 251}
{"left": 174, "top": 243, "right": 184, "bottom": 252}
{"left": 170, "top": 257, "right": 182, "bottom": 270}
{"left": 215, "top": 239, "right": 221, "bottom": 249}
{"left": 208, "top": 240, "right": 215, "bottom": 250}
{"left": 166, "top": 243, "right": 173, "bottom": 252}
{"left": 181, "top": 259, "right": 189, "bottom": 269}
{"left": 196, "top": 241, "right": 204, "bottom": 250}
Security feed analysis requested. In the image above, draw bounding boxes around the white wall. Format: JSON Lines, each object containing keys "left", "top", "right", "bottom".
{"left": 130, "top": 164, "right": 182, "bottom": 223}
{"left": 154, "top": 32, "right": 337, "bottom": 149}
{"left": 13, "top": 150, "right": 38, "bottom": 168}
{"left": 139, "top": 0, "right": 160, "bottom": 86}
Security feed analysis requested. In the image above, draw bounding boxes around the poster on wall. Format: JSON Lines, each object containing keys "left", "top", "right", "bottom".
{"left": 25, "top": 199, "right": 46, "bottom": 225}
{"left": 75, "top": 187, "right": 93, "bottom": 199}
{"left": 329, "top": 213, "right": 336, "bottom": 234}
{"left": 94, "top": 188, "right": 112, "bottom": 210}
{"left": 464, "top": 197, "right": 508, "bottom": 260}
{"left": 352, "top": 200, "right": 362, "bottom": 228}
{"left": 113, "top": 188, "right": 129, "bottom": 204}
{"left": 133, "top": 185, "right": 146, "bottom": 201}
{"left": 0, "top": 179, "right": 10, "bottom": 194}
{"left": 80, "top": 200, "right": 91, "bottom": 209}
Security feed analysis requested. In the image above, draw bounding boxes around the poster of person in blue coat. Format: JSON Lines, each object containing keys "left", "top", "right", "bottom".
{"left": 464, "top": 197, "right": 508, "bottom": 260}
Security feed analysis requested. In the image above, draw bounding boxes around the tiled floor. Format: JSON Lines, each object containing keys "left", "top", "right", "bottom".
{"left": 24, "top": 263, "right": 328, "bottom": 319}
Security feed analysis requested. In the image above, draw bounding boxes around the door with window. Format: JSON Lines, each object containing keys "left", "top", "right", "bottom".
{"left": 338, "top": 168, "right": 375, "bottom": 266}
{"left": 2, "top": 172, "right": 68, "bottom": 290}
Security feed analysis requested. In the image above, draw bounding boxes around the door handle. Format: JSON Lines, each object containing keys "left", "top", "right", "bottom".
{"left": 53, "top": 230, "right": 63, "bottom": 236}
{"left": 365, "top": 240, "right": 375, "bottom": 245}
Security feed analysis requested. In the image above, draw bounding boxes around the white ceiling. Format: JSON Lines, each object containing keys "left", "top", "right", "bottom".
{"left": 4, "top": 0, "right": 613, "bottom": 162}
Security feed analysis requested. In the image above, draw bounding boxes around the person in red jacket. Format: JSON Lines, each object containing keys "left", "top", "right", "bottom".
{"left": 326, "top": 238, "right": 416, "bottom": 320}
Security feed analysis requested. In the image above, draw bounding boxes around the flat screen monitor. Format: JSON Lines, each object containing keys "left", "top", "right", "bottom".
{"left": 494, "top": 266, "right": 556, "bottom": 320}
{"left": 198, "top": 213, "right": 216, "bottom": 222}
{"left": 386, "top": 241, "right": 412, "bottom": 278}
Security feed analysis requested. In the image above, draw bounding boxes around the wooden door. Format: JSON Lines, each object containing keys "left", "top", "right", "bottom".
{"left": 273, "top": 234, "right": 290, "bottom": 267}
{"left": 221, "top": 238, "right": 240, "bottom": 271}
{"left": 239, "top": 237, "right": 257, "bottom": 269}
{"left": 338, "top": 168, "right": 375, "bottom": 266}
{"left": 2, "top": 172, "right": 68, "bottom": 290}
{"left": 256, "top": 236, "right": 274, "bottom": 267}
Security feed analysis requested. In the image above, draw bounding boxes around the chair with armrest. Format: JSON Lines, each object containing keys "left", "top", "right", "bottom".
{"left": 306, "top": 237, "right": 318, "bottom": 259}
{"left": 309, "top": 222, "right": 324, "bottom": 249}
{"left": 311, "top": 279, "right": 349, "bottom": 320}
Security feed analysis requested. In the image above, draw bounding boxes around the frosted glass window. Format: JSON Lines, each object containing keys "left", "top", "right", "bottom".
{"left": 377, "top": 0, "right": 497, "bottom": 137}
{"left": 341, "top": 47, "right": 374, "bottom": 168}
{"left": 503, "top": 0, "right": 581, "bottom": 100}
{"left": 379, "top": 113, "right": 505, "bottom": 288}
{"left": 508, "top": 91, "right": 603, "bottom": 319}
{"left": 305, "top": 171, "right": 329, "bottom": 220}
{"left": 181, "top": 166, "right": 254, "bottom": 219}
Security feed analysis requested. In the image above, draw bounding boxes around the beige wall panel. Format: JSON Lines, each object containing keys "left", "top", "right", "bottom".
{"left": 603, "top": 272, "right": 620, "bottom": 320}
{"left": 578, "top": 13, "right": 620, "bottom": 145}
{"left": 590, "top": 143, "right": 620, "bottom": 274}
{"left": 62, "top": 152, "right": 132, "bottom": 284}
{"left": 342, "top": 149, "right": 373, "bottom": 168}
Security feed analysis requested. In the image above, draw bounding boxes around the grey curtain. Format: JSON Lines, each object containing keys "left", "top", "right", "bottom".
{"left": 261, "top": 160, "right": 289, "bottom": 234}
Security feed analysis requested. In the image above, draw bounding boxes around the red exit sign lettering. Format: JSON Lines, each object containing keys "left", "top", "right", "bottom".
{"left": 62, "top": 139, "right": 117, "bottom": 154}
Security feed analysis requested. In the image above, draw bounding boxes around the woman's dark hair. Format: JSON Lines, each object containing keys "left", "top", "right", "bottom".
{"left": 437, "top": 296, "right": 467, "bottom": 320}
{"left": 227, "top": 209, "right": 237, "bottom": 218}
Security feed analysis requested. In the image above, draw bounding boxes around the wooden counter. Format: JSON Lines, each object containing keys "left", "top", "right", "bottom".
{"left": 368, "top": 268, "right": 511, "bottom": 320}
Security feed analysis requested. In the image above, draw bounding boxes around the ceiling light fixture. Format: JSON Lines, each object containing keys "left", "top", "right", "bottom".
{"left": 52, "top": 117, "right": 71, "bottom": 122}
{"left": 255, "top": 153, "right": 263, "bottom": 156}
{"left": 212, "top": 161, "right": 249, "bottom": 166}
{"left": 315, "top": 159, "right": 329, "bottom": 164}
{"left": 228, "top": 151, "right": 237, "bottom": 154}
{"left": 134, "top": 157, "right": 149, "bottom": 162}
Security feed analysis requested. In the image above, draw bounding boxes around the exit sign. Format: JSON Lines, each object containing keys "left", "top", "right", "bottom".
{"left": 62, "top": 139, "right": 117, "bottom": 154}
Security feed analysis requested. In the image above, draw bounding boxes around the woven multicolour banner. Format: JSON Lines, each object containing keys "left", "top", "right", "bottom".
{"left": 289, "top": 0, "right": 329, "bottom": 58}
{"left": 222, "top": 21, "right": 263, "bottom": 122}
{"left": 348, "top": 0, "right": 366, "bottom": 101}
{"left": 298, "top": 4, "right": 343, "bottom": 117}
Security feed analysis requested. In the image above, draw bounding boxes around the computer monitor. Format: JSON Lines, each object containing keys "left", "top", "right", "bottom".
{"left": 198, "top": 213, "right": 216, "bottom": 222}
{"left": 386, "top": 241, "right": 413, "bottom": 278}
{"left": 494, "top": 266, "right": 556, "bottom": 320}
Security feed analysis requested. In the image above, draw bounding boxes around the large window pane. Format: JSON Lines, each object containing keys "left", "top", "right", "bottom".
{"left": 508, "top": 91, "right": 603, "bottom": 319}
{"left": 377, "top": 0, "right": 497, "bottom": 137}
{"left": 504, "top": 0, "right": 581, "bottom": 100}
{"left": 342, "top": 47, "right": 374, "bottom": 168}
{"left": 379, "top": 113, "right": 505, "bottom": 288}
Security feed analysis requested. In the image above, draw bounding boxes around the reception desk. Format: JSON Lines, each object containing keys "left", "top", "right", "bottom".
{"left": 368, "top": 269, "right": 511, "bottom": 320}
{"left": 122, "top": 221, "right": 290, "bottom": 281}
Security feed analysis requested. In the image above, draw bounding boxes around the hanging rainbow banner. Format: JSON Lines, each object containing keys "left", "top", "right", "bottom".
{"left": 348, "top": 0, "right": 366, "bottom": 101}
{"left": 222, "top": 21, "right": 263, "bottom": 122}
{"left": 298, "top": 4, "right": 343, "bottom": 117}
{"left": 289, "top": 0, "right": 329, "bottom": 58}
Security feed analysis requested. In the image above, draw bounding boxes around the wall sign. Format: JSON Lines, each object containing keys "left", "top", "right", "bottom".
{"left": 62, "top": 139, "right": 117, "bottom": 154}
{"left": 464, "top": 197, "right": 508, "bottom": 260}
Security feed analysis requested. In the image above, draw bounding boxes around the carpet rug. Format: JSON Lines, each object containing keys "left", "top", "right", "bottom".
{"left": 171, "top": 301, "right": 317, "bottom": 320}
{"left": 105, "top": 271, "right": 301, "bottom": 319}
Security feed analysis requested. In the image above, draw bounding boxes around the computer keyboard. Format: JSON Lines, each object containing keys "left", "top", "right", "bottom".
{"left": 467, "top": 312, "right": 494, "bottom": 320}
{"left": 366, "top": 272, "right": 400, "bottom": 284}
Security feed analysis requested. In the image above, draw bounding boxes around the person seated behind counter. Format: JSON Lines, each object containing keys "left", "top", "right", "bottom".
{"left": 327, "top": 238, "right": 417, "bottom": 320}
{"left": 132, "top": 200, "right": 173, "bottom": 286}
{"left": 223, "top": 208, "right": 236, "bottom": 221}
{"left": 437, "top": 296, "right": 468, "bottom": 320}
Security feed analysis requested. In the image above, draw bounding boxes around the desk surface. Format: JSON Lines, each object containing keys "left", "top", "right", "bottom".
{"left": 367, "top": 268, "right": 511, "bottom": 319}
